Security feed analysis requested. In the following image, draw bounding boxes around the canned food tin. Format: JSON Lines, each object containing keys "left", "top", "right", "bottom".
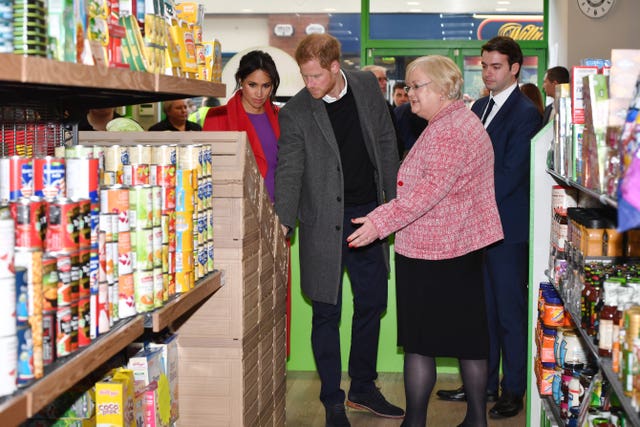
{"left": 77, "top": 297, "right": 90, "bottom": 348}
{"left": 11, "top": 196, "right": 46, "bottom": 249}
{"left": 33, "top": 157, "right": 65, "bottom": 198}
{"left": 76, "top": 198, "right": 91, "bottom": 248}
{"left": 42, "top": 309, "right": 55, "bottom": 366}
{"left": 15, "top": 267, "right": 28, "bottom": 325}
{"left": 78, "top": 247, "right": 90, "bottom": 298}
{"left": 167, "top": 272, "right": 175, "bottom": 298}
{"left": 106, "top": 241, "right": 118, "bottom": 285}
{"left": 178, "top": 145, "right": 200, "bottom": 172}
{"left": 66, "top": 158, "right": 99, "bottom": 203}
{"left": 0, "top": 216, "right": 14, "bottom": 277}
{"left": 69, "top": 266, "right": 80, "bottom": 303}
{"left": 98, "top": 282, "right": 110, "bottom": 334}
{"left": 175, "top": 250, "right": 193, "bottom": 273}
{"left": 134, "top": 268, "right": 154, "bottom": 313}
{"left": 152, "top": 185, "right": 162, "bottom": 227}
{"left": 64, "top": 145, "right": 94, "bottom": 159}
{"left": 118, "top": 230, "right": 132, "bottom": 275}
{"left": 123, "top": 163, "right": 150, "bottom": 186}
{"left": 0, "top": 156, "right": 33, "bottom": 201}
{"left": 129, "top": 144, "right": 152, "bottom": 165}
{"left": 207, "top": 240, "right": 214, "bottom": 273}
{"left": 153, "top": 267, "right": 163, "bottom": 308}
{"left": 133, "top": 228, "right": 153, "bottom": 271}
{"left": 161, "top": 183, "right": 176, "bottom": 211}
{"left": 104, "top": 145, "right": 129, "bottom": 176}
{"left": 45, "top": 197, "right": 79, "bottom": 253}
{"left": 175, "top": 270, "right": 192, "bottom": 294}
{"left": 175, "top": 169, "right": 194, "bottom": 212}
{"left": 129, "top": 185, "right": 153, "bottom": 230}
{"left": 0, "top": 334, "right": 17, "bottom": 396}
{"left": 16, "top": 324, "right": 34, "bottom": 386}
{"left": 109, "top": 283, "right": 118, "bottom": 323}
{"left": 175, "top": 211, "right": 193, "bottom": 252}
{"left": 151, "top": 144, "right": 176, "bottom": 166}
{"left": 118, "top": 273, "right": 135, "bottom": 318}
{"left": 56, "top": 303, "right": 76, "bottom": 357}
{"left": 89, "top": 249, "right": 99, "bottom": 293}
{"left": 100, "top": 185, "right": 130, "bottom": 232}
{"left": 14, "top": 248, "right": 43, "bottom": 317}
{"left": 151, "top": 164, "right": 176, "bottom": 187}
{"left": 152, "top": 226, "right": 162, "bottom": 269}
{"left": 41, "top": 254, "right": 57, "bottom": 311}
{"left": 0, "top": 275, "right": 15, "bottom": 337}
{"left": 90, "top": 203, "right": 99, "bottom": 247}
{"left": 99, "top": 212, "right": 114, "bottom": 242}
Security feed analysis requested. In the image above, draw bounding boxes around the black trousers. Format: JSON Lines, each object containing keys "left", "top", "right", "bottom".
{"left": 311, "top": 201, "right": 389, "bottom": 406}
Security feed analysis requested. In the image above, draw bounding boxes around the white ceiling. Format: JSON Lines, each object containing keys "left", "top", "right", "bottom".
{"left": 201, "top": 0, "right": 543, "bottom": 14}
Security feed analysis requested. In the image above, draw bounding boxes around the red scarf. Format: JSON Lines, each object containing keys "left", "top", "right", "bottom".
{"left": 203, "top": 90, "right": 280, "bottom": 178}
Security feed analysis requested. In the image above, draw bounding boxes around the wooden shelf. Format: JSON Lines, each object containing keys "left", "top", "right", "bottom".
{"left": 0, "top": 316, "right": 144, "bottom": 425}
{"left": 148, "top": 270, "right": 222, "bottom": 332}
{"left": 0, "top": 54, "right": 226, "bottom": 108}
{"left": 547, "top": 169, "right": 618, "bottom": 208}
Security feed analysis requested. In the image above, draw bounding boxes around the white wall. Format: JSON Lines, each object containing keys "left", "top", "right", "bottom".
{"left": 202, "top": 15, "right": 270, "bottom": 53}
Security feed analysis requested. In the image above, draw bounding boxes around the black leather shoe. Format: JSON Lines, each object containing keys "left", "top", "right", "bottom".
{"left": 325, "top": 403, "right": 351, "bottom": 427}
{"left": 346, "top": 387, "right": 405, "bottom": 419}
{"left": 489, "top": 392, "right": 523, "bottom": 418}
{"left": 436, "top": 386, "right": 499, "bottom": 402}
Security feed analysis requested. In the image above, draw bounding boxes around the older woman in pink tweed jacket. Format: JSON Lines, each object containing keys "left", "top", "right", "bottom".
{"left": 348, "top": 55, "right": 503, "bottom": 427}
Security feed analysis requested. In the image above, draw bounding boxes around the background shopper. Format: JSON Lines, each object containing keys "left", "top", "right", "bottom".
{"left": 148, "top": 99, "right": 202, "bottom": 131}
{"left": 542, "top": 66, "right": 571, "bottom": 125}
{"left": 348, "top": 55, "right": 503, "bottom": 427}
{"left": 274, "top": 33, "right": 402, "bottom": 427}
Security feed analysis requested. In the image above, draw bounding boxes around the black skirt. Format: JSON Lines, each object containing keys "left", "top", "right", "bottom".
{"left": 395, "top": 250, "right": 488, "bottom": 359}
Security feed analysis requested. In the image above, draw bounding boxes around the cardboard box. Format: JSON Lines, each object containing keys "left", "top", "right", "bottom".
{"left": 148, "top": 334, "right": 180, "bottom": 425}
{"left": 95, "top": 368, "right": 135, "bottom": 427}
{"left": 177, "top": 340, "right": 260, "bottom": 427}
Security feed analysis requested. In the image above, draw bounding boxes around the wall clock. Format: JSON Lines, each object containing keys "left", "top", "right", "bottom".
{"left": 577, "top": 0, "right": 616, "bottom": 18}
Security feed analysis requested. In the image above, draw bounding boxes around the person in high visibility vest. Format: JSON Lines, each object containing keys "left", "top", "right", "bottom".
{"left": 188, "top": 97, "right": 221, "bottom": 127}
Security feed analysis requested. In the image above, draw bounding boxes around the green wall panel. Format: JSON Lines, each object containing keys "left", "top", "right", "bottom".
{"left": 285, "top": 233, "right": 460, "bottom": 375}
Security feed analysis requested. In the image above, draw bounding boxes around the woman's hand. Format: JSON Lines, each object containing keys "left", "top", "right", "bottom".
{"left": 347, "top": 217, "right": 379, "bottom": 248}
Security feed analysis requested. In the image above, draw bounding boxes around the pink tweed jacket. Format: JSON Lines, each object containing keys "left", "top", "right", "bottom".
{"left": 368, "top": 100, "right": 504, "bottom": 260}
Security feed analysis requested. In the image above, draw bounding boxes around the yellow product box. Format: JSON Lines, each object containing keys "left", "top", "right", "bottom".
{"left": 149, "top": 334, "right": 179, "bottom": 424}
{"left": 95, "top": 368, "right": 135, "bottom": 427}
{"left": 175, "top": 2, "right": 203, "bottom": 25}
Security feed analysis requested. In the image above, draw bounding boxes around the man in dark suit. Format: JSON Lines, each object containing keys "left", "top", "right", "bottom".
{"left": 437, "top": 36, "right": 542, "bottom": 418}
{"left": 542, "top": 66, "right": 570, "bottom": 125}
{"left": 274, "top": 34, "right": 402, "bottom": 427}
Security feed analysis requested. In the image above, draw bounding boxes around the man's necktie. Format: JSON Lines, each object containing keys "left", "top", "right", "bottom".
{"left": 481, "top": 98, "right": 495, "bottom": 125}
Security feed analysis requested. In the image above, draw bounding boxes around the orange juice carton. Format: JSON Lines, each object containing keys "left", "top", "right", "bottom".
{"left": 95, "top": 368, "right": 135, "bottom": 426}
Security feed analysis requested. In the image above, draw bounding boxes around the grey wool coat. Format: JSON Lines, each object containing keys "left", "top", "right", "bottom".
{"left": 274, "top": 69, "right": 399, "bottom": 305}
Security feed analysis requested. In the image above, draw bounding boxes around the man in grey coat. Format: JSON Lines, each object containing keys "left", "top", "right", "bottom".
{"left": 274, "top": 34, "right": 402, "bottom": 427}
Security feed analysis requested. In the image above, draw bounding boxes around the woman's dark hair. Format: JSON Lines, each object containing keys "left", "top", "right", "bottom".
{"left": 235, "top": 50, "right": 280, "bottom": 102}
{"left": 481, "top": 36, "right": 524, "bottom": 79}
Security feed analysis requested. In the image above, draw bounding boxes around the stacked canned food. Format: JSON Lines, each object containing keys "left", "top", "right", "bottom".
{"left": 13, "top": 0, "right": 47, "bottom": 57}
{"left": 0, "top": 208, "right": 18, "bottom": 397}
{"left": 176, "top": 144, "right": 213, "bottom": 289}
{"left": 0, "top": 1, "right": 12, "bottom": 53}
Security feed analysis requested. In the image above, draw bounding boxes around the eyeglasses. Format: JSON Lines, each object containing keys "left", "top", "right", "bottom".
{"left": 404, "top": 82, "right": 432, "bottom": 94}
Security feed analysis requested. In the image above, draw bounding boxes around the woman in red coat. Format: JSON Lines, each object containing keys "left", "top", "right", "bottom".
{"left": 203, "top": 50, "right": 280, "bottom": 201}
